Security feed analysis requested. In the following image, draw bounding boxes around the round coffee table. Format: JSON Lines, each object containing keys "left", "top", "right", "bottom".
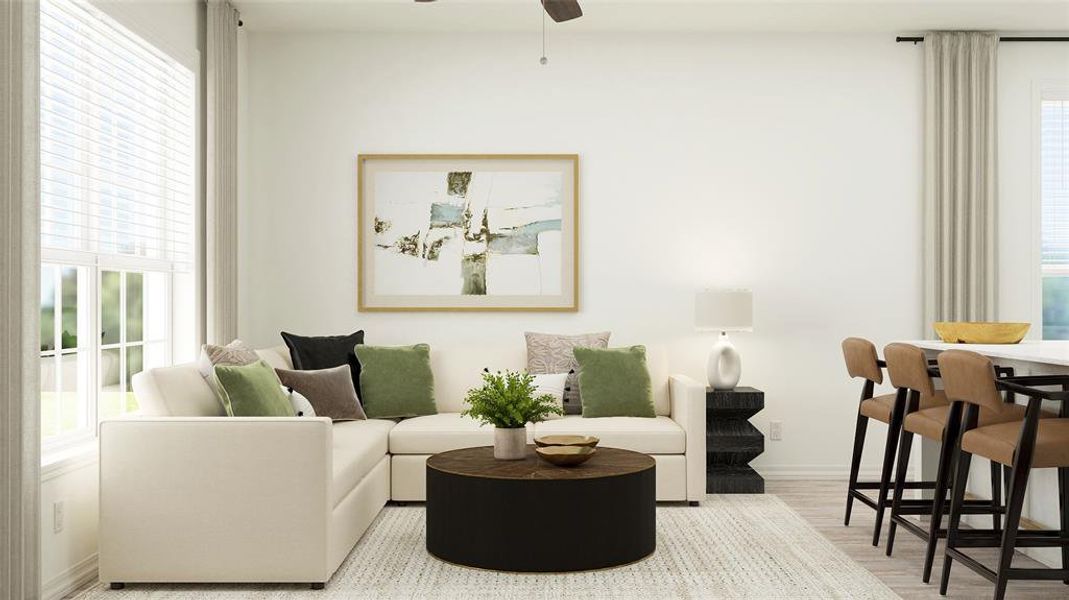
{"left": 425, "top": 445, "right": 655, "bottom": 572}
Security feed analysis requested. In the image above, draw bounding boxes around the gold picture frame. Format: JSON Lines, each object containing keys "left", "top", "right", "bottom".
{"left": 357, "top": 154, "right": 579, "bottom": 312}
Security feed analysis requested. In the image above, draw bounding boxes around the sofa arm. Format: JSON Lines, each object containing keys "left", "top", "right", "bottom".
{"left": 670, "top": 374, "right": 707, "bottom": 502}
{"left": 98, "top": 417, "right": 334, "bottom": 584}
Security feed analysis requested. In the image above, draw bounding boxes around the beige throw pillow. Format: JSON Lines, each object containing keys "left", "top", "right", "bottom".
{"left": 525, "top": 331, "right": 611, "bottom": 415}
{"left": 198, "top": 339, "right": 263, "bottom": 403}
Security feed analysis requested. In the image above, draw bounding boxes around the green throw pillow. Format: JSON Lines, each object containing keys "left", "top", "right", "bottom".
{"left": 214, "top": 360, "right": 296, "bottom": 417}
{"left": 354, "top": 344, "right": 437, "bottom": 419}
{"left": 573, "top": 345, "right": 655, "bottom": 418}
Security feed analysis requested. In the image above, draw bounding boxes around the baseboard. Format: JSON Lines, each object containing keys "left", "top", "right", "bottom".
{"left": 43, "top": 553, "right": 97, "bottom": 600}
{"left": 758, "top": 465, "right": 906, "bottom": 481}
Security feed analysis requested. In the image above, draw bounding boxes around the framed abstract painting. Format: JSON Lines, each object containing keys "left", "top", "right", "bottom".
{"left": 357, "top": 154, "right": 579, "bottom": 311}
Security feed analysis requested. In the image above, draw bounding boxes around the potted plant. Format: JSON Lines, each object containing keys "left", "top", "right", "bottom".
{"left": 462, "top": 369, "right": 563, "bottom": 460}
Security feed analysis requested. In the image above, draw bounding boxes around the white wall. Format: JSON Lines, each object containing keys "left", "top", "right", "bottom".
{"left": 240, "top": 31, "right": 925, "bottom": 478}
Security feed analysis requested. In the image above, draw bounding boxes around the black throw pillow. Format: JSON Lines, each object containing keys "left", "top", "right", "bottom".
{"left": 280, "top": 330, "right": 365, "bottom": 398}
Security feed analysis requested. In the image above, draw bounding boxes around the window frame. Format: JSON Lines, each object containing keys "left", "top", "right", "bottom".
{"left": 39, "top": 260, "right": 92, "bottom": 452}
{"left": 40, "top": 248, "right": 177, "bottom": 457}
{"left": 1035, "top": 82, "right": 1069, "bottom": 339}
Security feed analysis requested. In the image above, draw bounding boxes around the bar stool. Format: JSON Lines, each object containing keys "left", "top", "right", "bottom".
{"left": 937, "top": 349, "right": 1069, "bottom": 600}
{"left": 842, "top": 337, "right": 907, "bottom": 546}
{"left": 883, "top": 343, "right": 1021, "bottom": 583}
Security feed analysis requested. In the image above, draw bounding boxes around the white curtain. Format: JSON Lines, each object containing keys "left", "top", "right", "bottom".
{"left": 922, "top": 31, "right": 1000, "bottom": 332}
{"left": 206, "top": 0, "right": 240, "bottom": 344}
{"left": 0, "top": 1, "right": 40, "bottom": 598}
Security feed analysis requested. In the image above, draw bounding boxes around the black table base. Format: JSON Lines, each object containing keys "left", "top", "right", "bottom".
{"left": 426, "top": 466, "right": 655, "bottom": 572}
{"left": 707, "top": 386, "right": 765, "bottom": 494}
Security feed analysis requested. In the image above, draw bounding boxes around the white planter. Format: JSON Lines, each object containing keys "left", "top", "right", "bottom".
{"left": 493, "top": 427, "right": 527, "bottom": 460}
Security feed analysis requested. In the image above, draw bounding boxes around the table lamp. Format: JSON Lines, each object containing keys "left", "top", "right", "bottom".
{"left": 695, "top": 289, "right": 753, "bottom": 390}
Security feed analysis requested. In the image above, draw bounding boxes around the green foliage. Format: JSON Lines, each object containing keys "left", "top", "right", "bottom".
{"left": 462, "top": 369, "right": 562, "bottom": 428}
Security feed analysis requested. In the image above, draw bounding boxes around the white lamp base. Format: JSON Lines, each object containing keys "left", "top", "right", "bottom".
{"left": 707, "top": 332, "right": 741, "bottom": 390}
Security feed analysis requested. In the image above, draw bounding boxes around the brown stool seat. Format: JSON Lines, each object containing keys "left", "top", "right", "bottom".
{"left": 903, "top": 399, "right": 1038, "bottom": 441}
{"left": 859, "top": 393, "right": 898, "bottom": 423}
{"left": 863, "top": 390, "right": 947, "bottom": 424}
{"left": 962, "top": 417, "right": 1069, "bottom": 469}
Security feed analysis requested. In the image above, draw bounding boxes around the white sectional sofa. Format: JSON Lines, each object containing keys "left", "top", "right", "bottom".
{"left": 99, "top": 344, "right": 706, "bottom": 588}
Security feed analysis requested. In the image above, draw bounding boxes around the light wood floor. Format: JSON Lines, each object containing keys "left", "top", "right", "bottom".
{"left": 770, "top": 480, "right": 1068, "bottom": 599}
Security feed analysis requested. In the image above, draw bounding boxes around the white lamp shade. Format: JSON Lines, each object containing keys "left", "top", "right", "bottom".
{"left": 696, "top": 289, "right": 753, "bottom": 332}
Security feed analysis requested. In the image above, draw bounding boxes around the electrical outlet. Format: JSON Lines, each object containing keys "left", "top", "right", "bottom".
{"left": 769, "top": 421, "right": 783, "bottom": 441}
{"left": 53, "top": 501, "right": 64, "bottom": 534}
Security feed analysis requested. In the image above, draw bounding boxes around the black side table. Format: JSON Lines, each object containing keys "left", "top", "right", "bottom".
{"left": 706, "top": 386, "right": 765, "bottom": 494}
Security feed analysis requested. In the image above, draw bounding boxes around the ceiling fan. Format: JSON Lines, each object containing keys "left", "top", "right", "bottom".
{"left": 414, "top": 0, "right": 583, "bottom": 23}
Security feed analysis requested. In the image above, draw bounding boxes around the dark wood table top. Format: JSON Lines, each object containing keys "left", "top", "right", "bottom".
{"left": 426, "top": 445, "right": 655, "bottom": 481}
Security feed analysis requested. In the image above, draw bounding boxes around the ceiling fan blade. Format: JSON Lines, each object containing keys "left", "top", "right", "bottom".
{"left": 542, "top": 0, "right": 582, "bottom": 22}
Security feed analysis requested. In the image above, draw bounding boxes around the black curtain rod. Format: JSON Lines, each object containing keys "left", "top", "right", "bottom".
{"left": 897, "top": 36, "right": 1069, "bottom": 43}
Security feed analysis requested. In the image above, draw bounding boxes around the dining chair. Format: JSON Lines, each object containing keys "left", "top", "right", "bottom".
{"left": 842, "top": 337, "right": 906, "bottom": 546}
{"left": 882, "top": 343, "right": 1024, "bottom": 583}
{"left": 937, "top": 349, "right": 1069, "bottom": 600}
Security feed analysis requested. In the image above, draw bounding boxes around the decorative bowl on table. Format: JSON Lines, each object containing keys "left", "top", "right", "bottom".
{"left": 534, "top": 435, "right": 600, "bottom": 448}
{"left": 933, "top": 322, "right": 1031, "bottom": 345}
{"left": 536, "top": 445, "right": 597, "bottom": 467}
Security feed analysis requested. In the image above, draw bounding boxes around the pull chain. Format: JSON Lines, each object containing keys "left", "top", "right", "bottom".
{"left": 539, "top": 9, "right": 547, "bottom": 65}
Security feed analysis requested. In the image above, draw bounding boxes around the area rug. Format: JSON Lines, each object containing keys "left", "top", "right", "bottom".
{"left": 74, "top": 495, "right": 899, "bottom": 599}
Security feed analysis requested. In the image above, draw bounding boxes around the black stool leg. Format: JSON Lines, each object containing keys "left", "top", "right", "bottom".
{"left": 872, "top": 397, "right": 905, "bottom": 547}
{"left": 886, "top": 428, "right": 914, "bottom": 557}
{"left": 923, "top": 402, "right": 961, "bottom": 584}
{"left": 919, "top": 400, "right": 962, "bottom": 581}
{"left": 1060, "top": 466, "right": 1068, "bottom": 585}
{"left": 990, "top": 460, "right": 1002, "bottom": 533}
{"left": 845, "top": 412, "right": 869, "bottom": 527}
{"left": 940, "top": 444, "right": 973, "bottom": 596}
{"left": 993, "top": 456, "right": 1031, "bottom": 600}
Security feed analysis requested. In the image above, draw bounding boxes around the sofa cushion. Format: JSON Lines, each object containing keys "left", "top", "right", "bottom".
{"left": 198, "top": 340, "right": 261, "bottom": 403}
{"left": 332, "top": 419, "right": 394, "bottom": 507}
{"left": 281, "top": 330, "right": 365, "bottom": 401}
{"left": 526, "top": 331, "right": 611, "bottom": 415}
{"left": 214, "top": 361, "right": 295, "bottom": 417}
{"left": 533, "top": 415, "right": 685, "bottom": 454}
{"left": 131, "top": 364, "right": 223, "bottom": 417}
{"left": 532, "top": 373, "right": 568, "bottom": 419}
{"left": 355, "top": 344, "right": 437, "bottom": 419}
{"left": 573, "top": 345, "right": 655, "bottom": 418}
{"left": 277, "top": 365, "right": 367, "bottom": 421}
{"left": 389, "top": 413, "right": 533, "bottom": 455}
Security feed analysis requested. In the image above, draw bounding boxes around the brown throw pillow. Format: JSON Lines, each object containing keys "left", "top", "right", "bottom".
{"left": 276, "top": 365, "right": 368, "bottom": 421}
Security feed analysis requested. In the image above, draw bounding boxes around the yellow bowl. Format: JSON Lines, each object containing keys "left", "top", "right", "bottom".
{"left": 536, "top": 446, "right": 596, "bottom": 467}
{"left": 534, "top": 435, "right": 599, "bottom": 448}
{"left": 933, "top": 322, "right": 1030, "bottom": 344}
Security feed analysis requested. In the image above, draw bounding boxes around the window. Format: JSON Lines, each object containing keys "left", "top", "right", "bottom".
{"left": 1042, "top": 92, "right": 1069, "bottom": 340}
{"left": 39, "top": 0, "right": 195, "bottom": 450}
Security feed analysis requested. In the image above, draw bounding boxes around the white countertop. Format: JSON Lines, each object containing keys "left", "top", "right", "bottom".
{"left": 903, "top": 340, "right": 1069, "bottom": 367}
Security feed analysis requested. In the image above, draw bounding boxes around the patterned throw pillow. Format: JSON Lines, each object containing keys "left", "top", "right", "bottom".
{"left": 198, "top": 339, "right": 263, "bottom": 402}
{"left": 525, "top": 331, "right": 611, "bottom": 415}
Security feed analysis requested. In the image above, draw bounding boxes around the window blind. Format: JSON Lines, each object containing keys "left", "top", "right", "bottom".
{"left": 1042, "top": 98, "right": 1069, "bottom": 275}
{"left": 39, "top": 0, "right": 195, "bottom": 271}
